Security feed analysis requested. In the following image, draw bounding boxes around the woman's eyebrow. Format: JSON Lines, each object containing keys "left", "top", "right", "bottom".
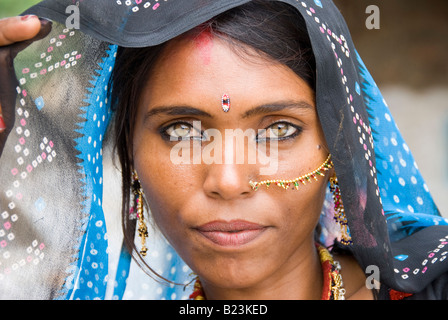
{"left": 143, "top": 101, "right": 313, "bottom": 122}
{"left": 242, "top": 101, "right": 314, "bottom": 119}
{"left": 143, "top": 106, "right": 213, "bottom": 122}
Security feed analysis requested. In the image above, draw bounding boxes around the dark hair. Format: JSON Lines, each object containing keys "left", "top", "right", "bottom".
{"left": 109, "top": 0, "right": 316, "bottom": 283}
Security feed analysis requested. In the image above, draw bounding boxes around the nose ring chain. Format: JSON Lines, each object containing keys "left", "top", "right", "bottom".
{"left": 249, "top": 154, "right": 333, "bottom": 191}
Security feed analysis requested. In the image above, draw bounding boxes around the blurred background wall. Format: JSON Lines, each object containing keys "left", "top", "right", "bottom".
{"left": 0, "top": 0, "right": 41, "bottom": 18}
{"left": 334, "top": 0, "right": 448, "bottom": 216}
{"left": 1, "top": 0, "right": 447, "bottom": 216}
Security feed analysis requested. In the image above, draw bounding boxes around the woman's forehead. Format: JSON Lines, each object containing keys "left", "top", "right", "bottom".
{"left": 143, "top": 36, "right": 315, "bottom": 114}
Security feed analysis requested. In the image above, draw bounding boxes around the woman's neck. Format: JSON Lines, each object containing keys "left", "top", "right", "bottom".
{"left": 199, "top": 240, "right": 323, "bottom": 300}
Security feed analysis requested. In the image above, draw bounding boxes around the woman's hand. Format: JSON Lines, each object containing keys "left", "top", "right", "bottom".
{"left": 0, "top": 15, "right": 42, "bottom": 133}
{"left": 0, "top": 15, "right": 52, "bottom": 158}
{"left": 0, "top": 15, "right": 41, "bottom": 46}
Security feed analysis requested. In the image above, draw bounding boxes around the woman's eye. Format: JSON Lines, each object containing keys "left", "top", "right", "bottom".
{"left": 163, "top": 122, "right": 202, "bottom": 140}
{"left": 257, "top": 122, "right": 300, "bottom": 141}
{"left": 270, "top": 123, "right": 295, "bottom": 137}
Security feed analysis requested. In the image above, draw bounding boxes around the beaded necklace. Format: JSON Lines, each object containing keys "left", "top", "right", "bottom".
{"left": 189, "top": 244, "right": 346, "bottom": 300}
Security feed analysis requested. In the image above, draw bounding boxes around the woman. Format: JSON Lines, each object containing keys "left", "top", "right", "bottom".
{"left": 0, "top": 0, "right": 447, "bottom": 300}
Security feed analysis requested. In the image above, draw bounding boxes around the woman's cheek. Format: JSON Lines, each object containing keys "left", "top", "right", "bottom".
{"left": 136, "top": 152, "right": 196, "bottom": 232}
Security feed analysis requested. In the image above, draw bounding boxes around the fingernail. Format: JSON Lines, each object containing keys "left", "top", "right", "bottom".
{"left": 39, "top": 17, "right": 52, "bottom": 27}
{"left": 0, "top": 115, "right": 6, "bottom": 132}
{"left": 21, "top": 15, "right": 37, "bottom": 21}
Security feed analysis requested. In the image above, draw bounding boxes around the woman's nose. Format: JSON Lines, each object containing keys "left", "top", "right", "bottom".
{"left": 202, "top": 162, "right": 254, "bottom": 201}
{"left": 201, "top": 127, "right": 266, "bottom": 200}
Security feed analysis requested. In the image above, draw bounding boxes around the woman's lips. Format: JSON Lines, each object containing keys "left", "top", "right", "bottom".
{"left": 195, "top": 220, "right": 268, "bottom": 247}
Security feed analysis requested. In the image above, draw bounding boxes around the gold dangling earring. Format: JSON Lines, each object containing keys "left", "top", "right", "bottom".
{"left": 132, "top": 170, "right": 148, "bottom": 256}
{"left": 329, "top": 175, "right": 352, "bottom": 245}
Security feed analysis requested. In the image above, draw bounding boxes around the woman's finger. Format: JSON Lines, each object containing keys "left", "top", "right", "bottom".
{"left": 0, "top": 15, "right": 42, "bottom": 46}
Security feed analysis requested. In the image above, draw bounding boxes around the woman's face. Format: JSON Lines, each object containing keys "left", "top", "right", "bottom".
{"left": 133, "top": 33, "right": 330, "bottom": 292}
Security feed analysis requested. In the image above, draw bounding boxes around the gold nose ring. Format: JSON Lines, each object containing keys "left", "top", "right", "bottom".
{"left": 249, "top": 154, "right": 333, "bottom": 191}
